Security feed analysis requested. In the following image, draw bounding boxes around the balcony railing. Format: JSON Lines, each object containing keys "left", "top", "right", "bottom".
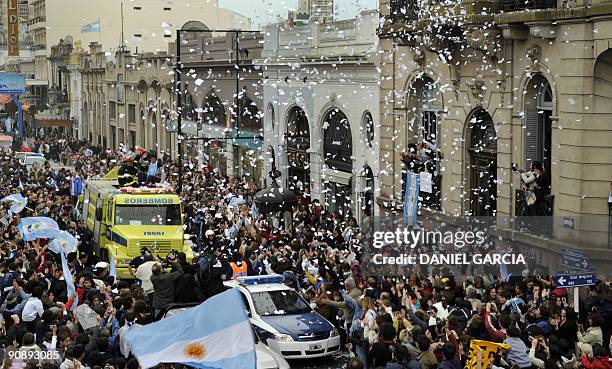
{"left": 390, "top": 0, "right": 419, "bottom": 22}
{"left": 28, "top": 16, "right": 46, "bottom": 26}
{"left": 514, "top": 189, "right": 554, "bottom": 238}
{"left": 502, "top": 0, "right": 556, "bottom": 11}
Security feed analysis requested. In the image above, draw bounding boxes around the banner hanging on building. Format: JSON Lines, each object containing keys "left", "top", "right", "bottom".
{"left": 7, "top": 0, "right": 19, "bottom": 56}
{"left": 0, "top": 74, "right": 26, "bottom": 95}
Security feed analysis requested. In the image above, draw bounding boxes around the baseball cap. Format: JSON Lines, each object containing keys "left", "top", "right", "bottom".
{"left": 95, "top": 261, "right": 109, "bottom": 271}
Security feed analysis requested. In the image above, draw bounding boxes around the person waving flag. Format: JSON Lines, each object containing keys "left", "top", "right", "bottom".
{"left": 1, "top": 193, "right": 27, "bottom": 216}
{"left": 18, "top": 216, "right": 59, "bottom": 241}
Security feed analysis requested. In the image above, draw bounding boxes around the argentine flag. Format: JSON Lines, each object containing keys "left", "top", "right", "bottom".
{"left": 81, "top": 19, "right": 100, "bottom": 33}
{"left": 109, "top": 254, "right": 117, "bottom": 280}
{"left": 1, "top": 193, "right": 27, "bottom": 216}
{"left": 18, "top": 217, "right": 59, "bottom": 241}
{"left": 60, "top": 251, "right": 78, "bottom": 311}
{"left": 125, "top": 288, "right": 256, "bottom": 369}
{"left": 403, "top": 171, "right": 420, "bottom": 226}
{"left": 47, "top": 230, "right": 78, "bottom": 254}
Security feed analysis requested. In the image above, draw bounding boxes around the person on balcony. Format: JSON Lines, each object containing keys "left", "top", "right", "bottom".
{"left": 531, "top": 161, "right": 551, "bottom": 216}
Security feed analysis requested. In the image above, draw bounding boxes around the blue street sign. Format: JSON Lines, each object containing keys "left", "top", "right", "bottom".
{"left": 554, "top": 272, "right": 596, "bottom": 288}
{"left": 560, "top": 248, "right": 591, "bottom": 272}
{"left": 563, "top": 248, "right": 585, "bottom": 257}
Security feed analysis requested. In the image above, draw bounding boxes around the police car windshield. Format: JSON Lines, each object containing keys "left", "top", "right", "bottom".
{"left": 251, "top": 290, "right": 311, "bottom": 316}
{"left": 114, "top": 205, "right": 181, "bottom": 226}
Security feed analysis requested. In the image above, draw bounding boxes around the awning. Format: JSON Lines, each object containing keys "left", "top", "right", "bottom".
{"left": 36, "top": 119, "right": 75, "bottom": 127}
{"left": 26, "top": 79, "right": 48, "bottom": 86}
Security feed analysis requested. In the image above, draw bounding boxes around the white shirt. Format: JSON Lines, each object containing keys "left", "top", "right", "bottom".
{"left": 22, "top": 297, "right": 43, "bottom": 322}
{"left": 136, "top": 261, "right": 155, "bottom": 295}
{"left": 118, "top": 323, "right": 141, "bottom": 358}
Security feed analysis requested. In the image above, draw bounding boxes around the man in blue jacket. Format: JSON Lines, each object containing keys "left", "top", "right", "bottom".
{"left": 70, "top": 169, "right": 83, "bottom": 204}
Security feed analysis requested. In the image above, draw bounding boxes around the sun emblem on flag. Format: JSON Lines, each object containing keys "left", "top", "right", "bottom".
{"left": 184, "top": 343, "right": 207, "bottom": 360}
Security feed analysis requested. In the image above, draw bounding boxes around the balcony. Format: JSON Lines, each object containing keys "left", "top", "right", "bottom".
{"left": 31, "top": 44, "right": 46, "bottom": 51}
{"left": 495, "top": 0, "right": 558, "bottom": 28}
{"left": 502, "top": 0, "right": 555, "bottom": 11}
{"left": 383, "top": 0, "right": 499, "bottom": 41}
{"left": 28, "top": 16, "right": 46, "bottom": 27}
{"left": 49, "top": 88, "right": 69, "bottom": 105}
{"left": 514, "top": 189, "right": 554, "bottom": 238}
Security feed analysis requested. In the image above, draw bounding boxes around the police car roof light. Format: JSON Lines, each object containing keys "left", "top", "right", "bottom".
{"left": 237, "top": 275, "right": 285, "bottom": 285}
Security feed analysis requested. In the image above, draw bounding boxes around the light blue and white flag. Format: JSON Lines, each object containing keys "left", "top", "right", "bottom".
{"left": 60, "top": 251, "right": 78, "bottom": 311}
{"left": 81, "top": 19, "right": 100, "bottom": 33}
{"left": 403, "top": 172, "right": 420, "bottom": 226}
{"left": 499, "top": 262, "right": 510, "bottom": 282}
{"left": 228, "top": 196, "right": 246, "bottom": 207}
{"left": 109, "top": 254, "right": 117, "bottom": 280}
{"left": 1, "top": 193, "right": 27, "bottom": 216}
{"left": 125, "top": 288, "right": 256, "bottom": 369}
{"left": 18, "top": 217, "right": 60, "bottom": 241}
{"left": 250, "top": 201, "right": 258, "bottom": 219}
{"left": 47, "top": 230, "right": 78, "bottom": 254}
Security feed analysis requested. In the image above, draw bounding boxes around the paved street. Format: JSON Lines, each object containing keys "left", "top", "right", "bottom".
{"left": 289, "top": 354, "right": 348, "bottom": 369}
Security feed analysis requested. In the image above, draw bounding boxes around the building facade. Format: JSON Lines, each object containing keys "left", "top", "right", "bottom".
{"left": 13, "top": 0, "right": 250, "bottom": 129}
{"left": 180, "top": 31, "right": 265, "bottom": 183}
{"left": 0, "top": 0, "right": 33, "bottom": 63}
{"left": 78, "top": 42, "right": 178, "bottom": 156}
{"left": 258, "top": 10, "right": 380, "bottom": 220}
{"left": 28, "top": 0, "right": 250, "bottom": 81}
{"left": 378, "top": 0, "right": 612, "bottom": 268}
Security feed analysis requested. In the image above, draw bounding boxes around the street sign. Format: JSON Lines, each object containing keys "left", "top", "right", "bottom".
{"left": 560, "top": 248, "right": 591, "bottom": 272}
{"left": 554, "top": 272, "right": 596, "bottom": 288}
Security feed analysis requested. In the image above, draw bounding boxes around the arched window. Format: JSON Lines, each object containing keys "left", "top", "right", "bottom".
{"left": 286, "top": 106, "right": 310, "bottom": 189}
{"left": 238, "top": 95, "right": 262, "bottom": 132}
{"left": 323, "top": 108, "right": 352, "bottom": 172}
{"left": 287, "top": 106, "right": 309, "bottom": 151}
{"left": 468, "top": 109, "right": 497, "bottom": 217}
{"left": 524, "top": 75, "right": 552, "bottom": 174}
{"left": 362, "top": 111, "right": 374, "bottom": 148}
{"left": 417, "top": 77, "right": 441, "bottom": 147}
{"left": 202, "top": 93, "right": 226, "bottom": 127}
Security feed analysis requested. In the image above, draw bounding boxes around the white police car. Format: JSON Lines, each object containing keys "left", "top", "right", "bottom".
{"left": 224, "top": 275, "right": 341, "bottom": 359}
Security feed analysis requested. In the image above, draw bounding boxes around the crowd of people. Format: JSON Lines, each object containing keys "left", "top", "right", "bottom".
{"left": 0, "top": 134, "right": 610, "bottom": 369}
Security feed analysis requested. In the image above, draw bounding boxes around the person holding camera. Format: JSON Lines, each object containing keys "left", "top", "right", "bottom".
{"left": 150, "top": 253, "right": 183, "bottom": 317}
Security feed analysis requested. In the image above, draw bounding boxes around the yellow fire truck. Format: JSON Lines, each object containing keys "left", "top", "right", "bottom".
{"left": 81, "top": 171, "right": 193, "bottom": 279}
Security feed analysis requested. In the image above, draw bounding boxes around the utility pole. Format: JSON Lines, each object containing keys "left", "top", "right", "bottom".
{"left": 176, "top": 29, "right": 183, "bottom": 194}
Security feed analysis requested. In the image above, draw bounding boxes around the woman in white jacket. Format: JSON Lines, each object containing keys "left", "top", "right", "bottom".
{"left": 577, "top": 313, "right": 604, "bottom": 346}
